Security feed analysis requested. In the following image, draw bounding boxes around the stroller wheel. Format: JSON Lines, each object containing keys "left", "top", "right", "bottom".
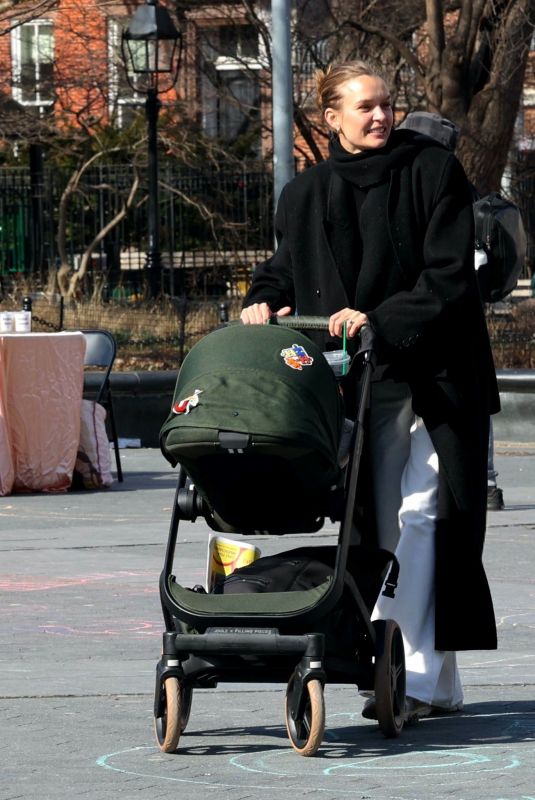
{"left": 373, "top": 619, "right": 406, "bottom": 738}
{"left": 285, "top": 675, "right": 325, "bottom": 756}
{"left": 154, "top": 677, "right": 187, "bottom": 752}
{"left": 180, "top": 686, "right": 193, "bottom": 733}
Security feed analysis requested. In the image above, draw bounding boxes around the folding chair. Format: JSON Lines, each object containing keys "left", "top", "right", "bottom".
{"left": 82, "top": 329, "right": 123, "bottom": 482}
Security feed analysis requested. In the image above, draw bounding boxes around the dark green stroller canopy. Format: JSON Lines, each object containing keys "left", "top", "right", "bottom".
{"left": 160, "top": 324, "right": 344, "bottom": 534}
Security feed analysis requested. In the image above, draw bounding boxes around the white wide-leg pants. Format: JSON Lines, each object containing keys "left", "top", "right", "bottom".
{"left": 368, "top": 380, "right": 463, "bottom": 708}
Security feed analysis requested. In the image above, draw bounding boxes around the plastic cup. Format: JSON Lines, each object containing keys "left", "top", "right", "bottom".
{"left": 323, "top": 349, "right": 351, "bottom": 377}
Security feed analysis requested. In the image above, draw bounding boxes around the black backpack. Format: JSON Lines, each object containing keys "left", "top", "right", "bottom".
{"left": 399, "top": 111, "right": 460, "bottom": 150}
{"left": 473, "top": 191, "right": 527, "bottom": 303}
{"left": 399, "top": 113, "right": 527, "bottom": 303}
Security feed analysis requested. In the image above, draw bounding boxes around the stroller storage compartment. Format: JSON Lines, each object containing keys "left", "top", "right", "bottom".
{"left": 211, "top": 544, "right": 398, "bottom": 656}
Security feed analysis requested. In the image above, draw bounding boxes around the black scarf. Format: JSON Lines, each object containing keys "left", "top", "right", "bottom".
{"left": 328, "top": 129, "right": 434, "bottom": 188}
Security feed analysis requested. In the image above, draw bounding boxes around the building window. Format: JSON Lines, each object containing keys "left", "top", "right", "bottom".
{"left": 11, "top": 20, "right": 54, "bottom": 113}
{"left": 108, "top": 19, "right": 144, "bottom": 128}
{"left": 294, "top": 38, "right": 329, "bottom": 76}
{"left": 199, "top": 24, "right": 261, "bottom": 147}
{"left": 202, "top": 67, "right": 260, "bottom": 140}
{"left": 218, "top": 24, "right": 259, "bottom": 60}
{"left": 201, "top": 24, "right": 260, "bottom": 64}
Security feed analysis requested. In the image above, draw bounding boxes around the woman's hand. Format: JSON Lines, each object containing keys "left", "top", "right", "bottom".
{"left": 240, "top": 303, "right": 292, "bottom": 325}
{"left": 329, "top": 308, "right": 369, "bottom": 338}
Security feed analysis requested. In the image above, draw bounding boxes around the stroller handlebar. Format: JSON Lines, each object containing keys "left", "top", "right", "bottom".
{"left": 270, "top": 316, "right": 376, "bottom": 354}
{"left": 270, "top": 315, "right": 331, "bottom": 330}
{"left": 226, "top": 317, "right": 375, "bottom": 353}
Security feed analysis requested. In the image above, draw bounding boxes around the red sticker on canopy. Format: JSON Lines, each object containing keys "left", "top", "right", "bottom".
{"left": 172, "top": 389, "right": 203, "bottom": 414}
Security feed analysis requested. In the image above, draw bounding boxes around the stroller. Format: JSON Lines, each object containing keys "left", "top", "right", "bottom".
{"left": 154, "top": 318, "right": 406, "bottom": 756}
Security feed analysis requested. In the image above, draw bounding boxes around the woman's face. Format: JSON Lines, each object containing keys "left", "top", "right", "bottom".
{"left": 325, "top": 75, "right": 393, "bottom": 153}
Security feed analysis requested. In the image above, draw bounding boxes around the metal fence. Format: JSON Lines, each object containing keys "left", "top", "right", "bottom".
{"left": 0, "top": 159, "right": 533, "bottom": 370}
{"left": 512, "top": 150, "right": 535, "bottom": 270}
{"left": 3, "top": 291, "right": 241, "bottom": 367}
{"left": 0, "top": 159, "right": 534, "bottom": 301}
{"left": 0, "top": 291, "right": 530, "bottom": 371}
{"left": 0, "top": 162, "right": 274, "bottom": 299}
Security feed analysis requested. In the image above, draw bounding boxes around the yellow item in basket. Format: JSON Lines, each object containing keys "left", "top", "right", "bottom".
{"left": 206, "top": 534, "right": 261, "bottom": 592}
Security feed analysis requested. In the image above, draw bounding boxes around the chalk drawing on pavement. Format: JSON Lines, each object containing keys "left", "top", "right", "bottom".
{"left": 0, "top": 571, "right": 160, "bottom": 592}
{"left": 95, "top": 741, "right": 534, "bottom": 799}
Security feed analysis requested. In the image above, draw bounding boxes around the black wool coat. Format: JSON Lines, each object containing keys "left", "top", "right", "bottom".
{"left": 244, "top": 131, "right": 499, "bottom": 651}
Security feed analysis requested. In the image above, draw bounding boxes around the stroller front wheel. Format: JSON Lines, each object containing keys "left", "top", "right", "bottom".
{"left": 179, "top": 685, "right": 193, "bottom": 733}
{"left": 154, "top": 676, "right": 185, "bottom": 752}
{"left": 285, "top": 675, "right": 325, "bottom": 756}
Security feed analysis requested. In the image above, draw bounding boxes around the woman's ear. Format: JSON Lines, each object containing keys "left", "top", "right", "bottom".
{"left": 324, "top": 107, "right": 339, "bottom": 133}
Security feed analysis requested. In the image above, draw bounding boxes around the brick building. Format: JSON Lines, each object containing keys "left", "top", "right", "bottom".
{"left": 0, "top": 1, "right": 171, "bottom": 129}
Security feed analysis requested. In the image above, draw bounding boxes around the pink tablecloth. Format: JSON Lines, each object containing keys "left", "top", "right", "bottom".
{"left": 0, "top": 332, "right": 85, "bottom": 495}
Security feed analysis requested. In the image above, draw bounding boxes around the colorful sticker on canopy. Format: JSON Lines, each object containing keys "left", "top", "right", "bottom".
{"left": 172, "top": 388, "right": 203, "bottom": 414}
{"left": 280, "top": 344, "right": 314, "bottom": 371}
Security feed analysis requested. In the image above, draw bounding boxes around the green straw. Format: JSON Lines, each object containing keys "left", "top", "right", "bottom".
{"left": 342, "top": 321, "right": 348, "bottom": 375}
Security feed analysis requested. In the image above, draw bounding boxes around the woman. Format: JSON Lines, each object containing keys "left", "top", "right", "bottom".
{"left": 241, "top": 61, "right": 499, "bottom": 719}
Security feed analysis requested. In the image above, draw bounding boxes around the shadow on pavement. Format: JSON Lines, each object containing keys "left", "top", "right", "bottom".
{"left": 171, "top": 699, "right": 535, "bottom": 758}
{"left": 67, "top": 472, "right": 179, "bottom": 494}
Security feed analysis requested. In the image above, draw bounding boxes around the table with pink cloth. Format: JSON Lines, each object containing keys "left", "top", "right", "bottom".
{"left": 0, "top": 331, "right": 86, "bottom": 495}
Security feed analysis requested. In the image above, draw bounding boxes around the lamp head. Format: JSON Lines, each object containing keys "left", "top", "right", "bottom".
{"left": 122, "top": 0, "right": 181, "bottom": 93}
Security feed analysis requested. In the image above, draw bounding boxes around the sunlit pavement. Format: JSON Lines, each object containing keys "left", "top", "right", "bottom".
{"left": 1, "top": 445, "right": 534, "bottom": 800}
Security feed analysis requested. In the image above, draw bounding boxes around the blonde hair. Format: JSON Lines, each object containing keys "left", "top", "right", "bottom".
{"left": 315, "top": 61, "right": 387, "bottom": 114}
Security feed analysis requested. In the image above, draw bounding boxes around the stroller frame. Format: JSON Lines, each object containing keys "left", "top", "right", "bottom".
{"left": 154, "top": 319, "right": 406, "bottom": 756}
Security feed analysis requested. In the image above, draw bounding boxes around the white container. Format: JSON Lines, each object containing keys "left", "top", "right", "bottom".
{"left": 323, "top": 349, "right": 350, "bottom": 377}
{"left": 13, "top": 310, "right": 32, "bottom": 333}
{"left": 0, "top": 311, "right": 14, "bottom": 333}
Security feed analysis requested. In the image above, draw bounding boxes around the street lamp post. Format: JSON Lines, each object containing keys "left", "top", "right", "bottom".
{"left": 144, "top": 85, "right": 161, "bottom": 297}
{"left": 271, "top": 0, "right": 294, "bottom": 211}
{"left": 122, "top": 0, "right": 181, "bottom": 297}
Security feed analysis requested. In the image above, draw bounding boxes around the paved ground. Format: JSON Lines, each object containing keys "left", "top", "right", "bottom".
{"left": 1, "top": 444, "right": 534, "bottom": 800}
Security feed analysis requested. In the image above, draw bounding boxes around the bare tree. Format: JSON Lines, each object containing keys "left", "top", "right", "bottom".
{"left": 318, "top": 0, "right": 535, "bottom": 194}
{"left": 295, "top": 0, "right": 535, "bottom": 192}
{"left": 0, "top": 0, "right": 58, "bottom": 28}
{"left": 425, "top": 0, "right": 535, "bottom": 194}
{"left": 55, "top": 148, "right": 142, "bottom": 300}
{"left": 187, "top": 0, "right": 533, "bottom": 192}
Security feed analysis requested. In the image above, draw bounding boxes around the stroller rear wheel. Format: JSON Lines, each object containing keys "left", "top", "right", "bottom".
{"left": 154, "top": 677, "right": 191, "bottom": 752}
{"left": 373, "top": 619, "right": 406, "bottom": 738}
{"left": 285, "top": 675, "right": 325, "bottom": 756}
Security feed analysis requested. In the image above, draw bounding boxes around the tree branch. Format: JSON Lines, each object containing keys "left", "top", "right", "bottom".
{"left": 293, "top": 105, "right": 326, "bottom": 163}
{"left": 67, "top": 172, "right": 141, "bottom": 299}
{"left": 343, "top": 19, "right": 423, "bottom": 75}
{"left": 0, "top": 0, "right": 58, "bottom": 31}
{"left": 424, "top": 0, "right": 447, "bottom": 107}
{"left": 56, "top": 148, "right": 125, "bottom": 296}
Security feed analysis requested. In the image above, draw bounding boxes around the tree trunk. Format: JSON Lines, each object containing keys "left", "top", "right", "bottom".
{"left": 442, "top": 0, "right": 535, "bottom": 194}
